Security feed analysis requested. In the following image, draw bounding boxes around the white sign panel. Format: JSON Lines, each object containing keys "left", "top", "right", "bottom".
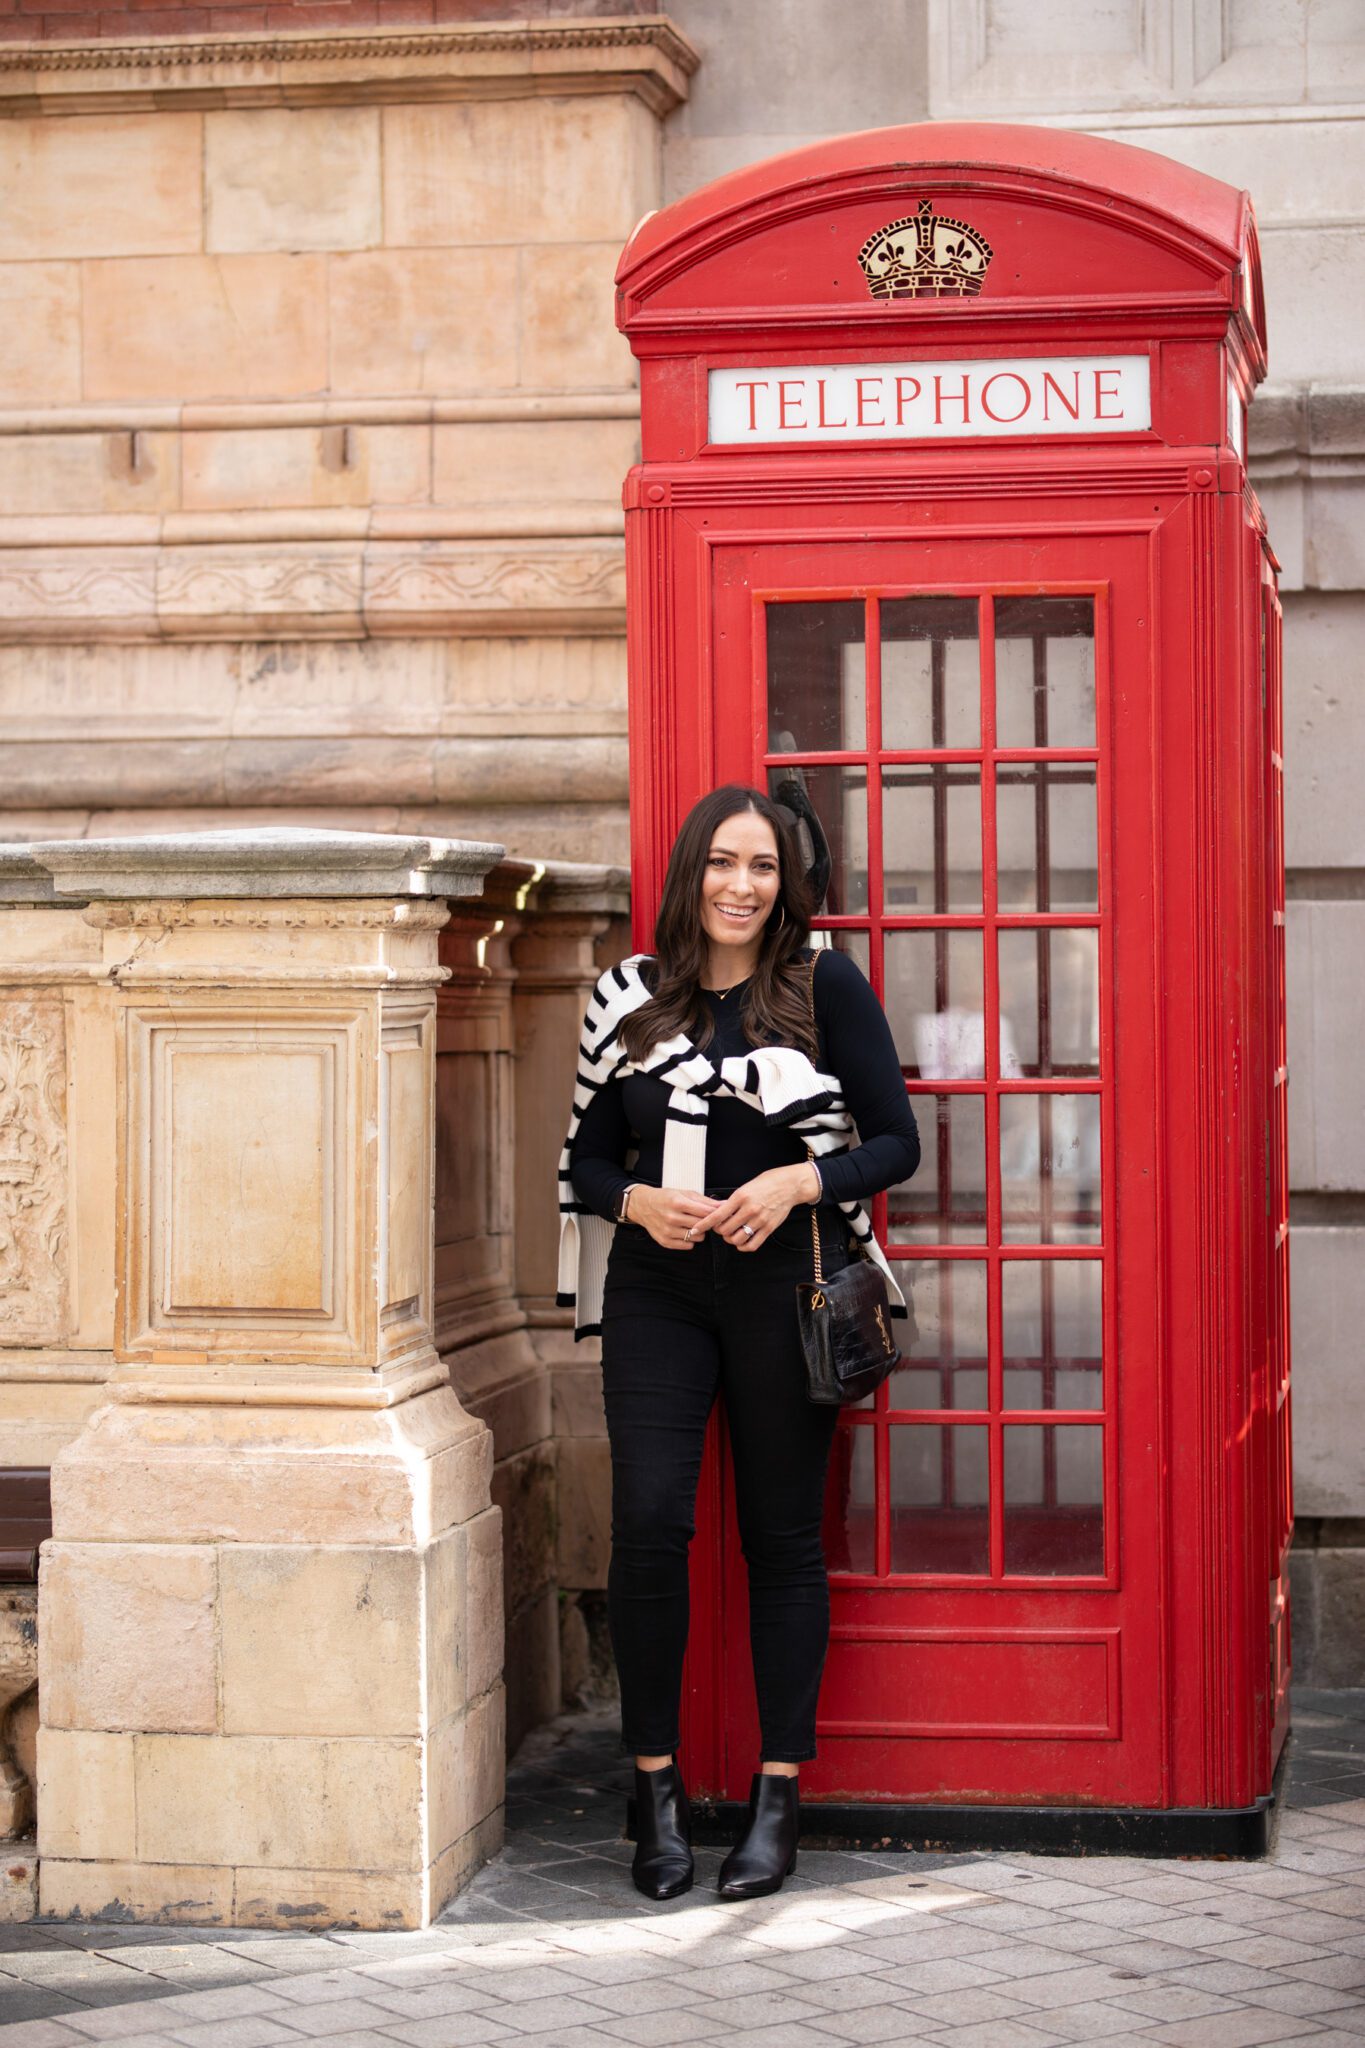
{"left": 708, "top": 355, "right": 1151, "bottom": 445}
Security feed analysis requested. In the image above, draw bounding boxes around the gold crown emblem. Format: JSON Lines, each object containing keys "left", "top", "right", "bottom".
{"left": 858, "top": 199, "right": 993, "bottom": 301}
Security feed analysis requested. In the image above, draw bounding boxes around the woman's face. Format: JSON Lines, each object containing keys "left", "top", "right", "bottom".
{"left": 699, "top": 810, "right": 781, "bottom": 966}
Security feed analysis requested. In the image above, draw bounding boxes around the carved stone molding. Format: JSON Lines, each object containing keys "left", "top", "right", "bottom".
{"left": 0, "top": 538, "right": 626, "bottom": 641}
{"left": 0, "top": 17, "right": 698, "bottom": 117}
{"left": 0, "top": 998, "right": 68, "bottom": 1349}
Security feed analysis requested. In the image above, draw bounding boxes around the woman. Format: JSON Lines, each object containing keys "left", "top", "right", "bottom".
{"left": 557, "top": 784, "right": 919, "bottom": 1902}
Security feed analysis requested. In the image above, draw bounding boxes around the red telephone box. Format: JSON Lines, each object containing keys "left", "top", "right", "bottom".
{"left": 615, "top": 123, "right": 1289, "bottom": 1852}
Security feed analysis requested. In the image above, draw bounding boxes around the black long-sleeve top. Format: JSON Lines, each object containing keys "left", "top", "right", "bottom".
{"left": 568, "top": 946, "right": 920, "bottom": 1221}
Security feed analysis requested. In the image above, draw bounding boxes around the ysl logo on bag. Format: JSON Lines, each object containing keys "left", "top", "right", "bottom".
{"left": 810, "top": 1289, "right": 825, "bottom": 1311}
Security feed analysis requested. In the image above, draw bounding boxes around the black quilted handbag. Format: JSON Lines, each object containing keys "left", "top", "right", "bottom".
{"left": 794, "top": 952, "right": 903, "bottom": 1406}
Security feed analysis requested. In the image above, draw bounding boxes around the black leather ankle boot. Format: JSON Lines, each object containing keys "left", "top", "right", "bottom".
{"left": 631, "top": 1761, "right": 694, "bottom": 1900}
{"left": 717, "top": 1771, "right": 799, "bottom": 1899}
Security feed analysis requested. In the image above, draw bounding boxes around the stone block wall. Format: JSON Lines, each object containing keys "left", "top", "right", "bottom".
{"left": 0, "top": 15, "right": 695, "bottom": 864}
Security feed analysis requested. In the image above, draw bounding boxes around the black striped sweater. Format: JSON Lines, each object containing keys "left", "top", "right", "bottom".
{"left": 556, "top": 951, "right": 910, "bottom": 1341}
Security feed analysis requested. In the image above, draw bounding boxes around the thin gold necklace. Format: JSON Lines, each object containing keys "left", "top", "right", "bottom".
{"left": 703, "top": 970, "right": 753, "bottom": 999}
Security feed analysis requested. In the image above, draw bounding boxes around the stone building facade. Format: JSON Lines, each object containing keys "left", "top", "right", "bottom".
{"left": 0, "top": 0, "right": 1362, "bottom": 1920}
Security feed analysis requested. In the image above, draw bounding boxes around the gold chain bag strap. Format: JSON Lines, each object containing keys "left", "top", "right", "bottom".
{"left": 794, "top": 950, "right": 903, "bottom": 1405}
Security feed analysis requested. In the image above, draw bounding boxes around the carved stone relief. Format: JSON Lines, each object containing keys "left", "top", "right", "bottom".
{"left": 0, "top": 998, "right": 68, "bottom": 1347}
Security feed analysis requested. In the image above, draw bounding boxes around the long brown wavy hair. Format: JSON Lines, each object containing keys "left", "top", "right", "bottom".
{"left": 619, "top": 784, "right": 821, "bottom": 1063}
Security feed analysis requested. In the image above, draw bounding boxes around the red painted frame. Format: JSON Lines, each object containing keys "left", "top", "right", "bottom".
{"left": 615, "top": 123, "right": 1287, "bottom": 1815}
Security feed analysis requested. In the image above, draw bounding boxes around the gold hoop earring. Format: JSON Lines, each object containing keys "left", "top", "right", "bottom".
{"left": 774, "top": 902, "right": 786, "bottom": 928}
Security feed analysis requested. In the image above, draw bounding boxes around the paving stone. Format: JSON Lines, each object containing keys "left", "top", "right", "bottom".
{"left": 1280, "top": 1957, "right": 1365, "bottom": 1988}
{"left": 653, "top": 1987, "right": 833, "bottom": 2031}
{"left": 1008, "top": 1963, "right": 1179, "bottom": 2010}
{"left": 1127, "top": 2015, "right": 1327, "bottom": 2046}
{"left": 260, "top": 1975, "right": 387, "bottom": 2006}
{"left": 1085, "top": 1936, "right": 1222, "bottom": 1974}
{"left": 545, "top": 1977, "right": 702, "bottom": 2019}
{"left": 1161, "top": 1961, "right": 1309, "bottom": 1997}
{"left": 371, "top": 2016, "right": 516, "bottom": 2047}
{"left": 1249, "top": 1981, "right": 1365, "bottom": 2018}
{"left": 587, "top": 2010, "right": 720, "bottom": 2045}
{"left": 1198, "top": 1934, "right": 1336, "bottom": 1968}
{"left": 124, "top": 1992, "right": 289, "bottom": 2025}
{"left": 909, "top": 2021, "right": 1067, "bottom": 2048}
{"left": 850, "top": 1957, "right": 1006, "bottom": 1996}
{"left": 771, "top": 1946, "right": 915, "bottom": 1984}
{"left": 1013, "top": 2000, "right": 1169, "bottom": 2041}
{"left": 452, "top": 1991, "right": 616, "bottom": 2033}
{"left": 160, "top": 2023, "right": 303, "bottom": 2048}
{"left": 353, "top": 1982, "right": 507, "bottom": 2020}
{"left": 806, "top": 2011, "right": 932, "bottom": 2044}
{"left": 770, "top": 1976, "right": 916, "bottom": 2015}
{"left": 893, "top": 1986, "right": 1030, "bottom": 2025}
{"left": 1109, "top": 1984, "right": 1245, "bottom": 2022}
{"left": 236, "top": 1999, "right": 397, "bottom": 2036}
{"left": 833, "top": 1924, "right": 1004, "bottom": 1965}
{"left": 0, "top": 2023, "right": 91, "bottom": 2047}
{"left": 1014, "top": 1921, "right": 1130, "bottom": 1956}
{"left": 58, "top": 2009, "right": 191, "bottom": 2039}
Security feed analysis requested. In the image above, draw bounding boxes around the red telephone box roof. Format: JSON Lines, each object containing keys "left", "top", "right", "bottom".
{"left": 617, "top": 121, "right": 1265, "bottom": 373}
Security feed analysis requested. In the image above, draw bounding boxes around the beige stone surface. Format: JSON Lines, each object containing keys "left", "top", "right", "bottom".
{"left": 430, "top": 1686, "right": 504, "bottom": 1859}
{"left": 0, "top": 114, "right": 201, "bottom": 263}
{"left": 220, "top": 1543, "right": 424, "bottom": 1737}
{"left": 383, "top": 96, "right": 656, "bottom": 249}
{"left": 0, "top": 432, "right": 180, "bottom": 520}
{"left": 39, "top": 1857, "right": 231, "bottom": 1926}
{"left": 0, "top": 264, "right": 80, "bottom": 407}
{"left": 135, "top": 1731, "right": 423, "bottom": 1870}
{"left": 330, "top": 248, "right": 515, "bottom": 397}
{"left": 424, "top": 1524, "right": 466, "bottom": 1729}
{"left": 0, "top": 1841, "right": 36, "bottom": 1922}
{"left": 385, "top": 1030, "right": 429, "bottom": 1311}
{"left": 169, "top": 1045, "right": 333, "bottom": 1316}
{"left": 53, "top": 1384, "right": 491, "bottom": 1548}
{"left": 181, "top": 425, "right": 429, "bottom": 513}
{"left": 1289, "top": 1223, "right": 1365, "bottom": 1519}
{"left": 431, "top": 418, "right": 639, "bottom": 506}
{"left": 490, "top": 1442, "right": 556, "bottom": 1620}
{"left": 206, "top": 108, "right": 381, "bottom": 255}
{"left": 450, "top": 1332, "right": 551, "bottom": 1461}
{"left": 1286, "top": 900, "right": 1365, "bottom": 1192}
{"left": 83, "top": 256, "right": 329, "bottom": 403}
{"left": 551, "top": 1362, "right": 607, "bottom": 1439}
{"left": 36, "top": 1727, "right": 136, "bottom": 1862}
{"left": 39, "top": 1544, "right": 217, "bottom": 1735}
{"left": 504, "top": 1585, "right": 558, "bottom": 1757}
{"left": 0, "top": 1376, "right": 110, "bottom": 1468}
{"left": 520, "top": 243, "right": 635, "bottom": 391}
{"left": 231, "top": 1861, "right": 424, "bottom": 1932}
{"left": 555, "top": 1436, "right": 611, "bottom": 1589}
{"left": 464, "top": 1505, "right": 504, "bottom": 1705}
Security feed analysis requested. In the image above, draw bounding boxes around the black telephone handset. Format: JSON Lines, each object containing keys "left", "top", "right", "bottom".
{"left": 770, "top": 747, "right": 833, "bottom": 911}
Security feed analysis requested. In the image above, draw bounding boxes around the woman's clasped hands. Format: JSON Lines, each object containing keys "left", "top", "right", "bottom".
{"left": 627, "top": 1161, "right": 822, "bottom": 1251}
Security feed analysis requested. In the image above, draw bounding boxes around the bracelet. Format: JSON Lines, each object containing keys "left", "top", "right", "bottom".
{"left": 807, "top": 1159, "right": 823, "bottom": 1203}
{"left": 616, "top": 1184, "right": 637, "bottom": 1223}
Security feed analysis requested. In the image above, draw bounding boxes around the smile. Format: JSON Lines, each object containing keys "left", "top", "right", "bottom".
{"left": 716, "top": 905, "right": 758, "bottom": 921}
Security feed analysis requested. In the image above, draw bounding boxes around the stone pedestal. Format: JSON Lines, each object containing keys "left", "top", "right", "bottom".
{"left": 26, "top": 828, "right": 508, "bottom": 1928}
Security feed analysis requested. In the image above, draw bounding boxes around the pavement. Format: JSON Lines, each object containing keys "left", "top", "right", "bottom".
{"left": 2, "top": 1687, "right": 1365, "bottom": 2048}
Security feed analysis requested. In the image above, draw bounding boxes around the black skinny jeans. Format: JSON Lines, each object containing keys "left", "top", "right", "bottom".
{"left": 599, "top": 1186, "right": 855, "bottom": 1764}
